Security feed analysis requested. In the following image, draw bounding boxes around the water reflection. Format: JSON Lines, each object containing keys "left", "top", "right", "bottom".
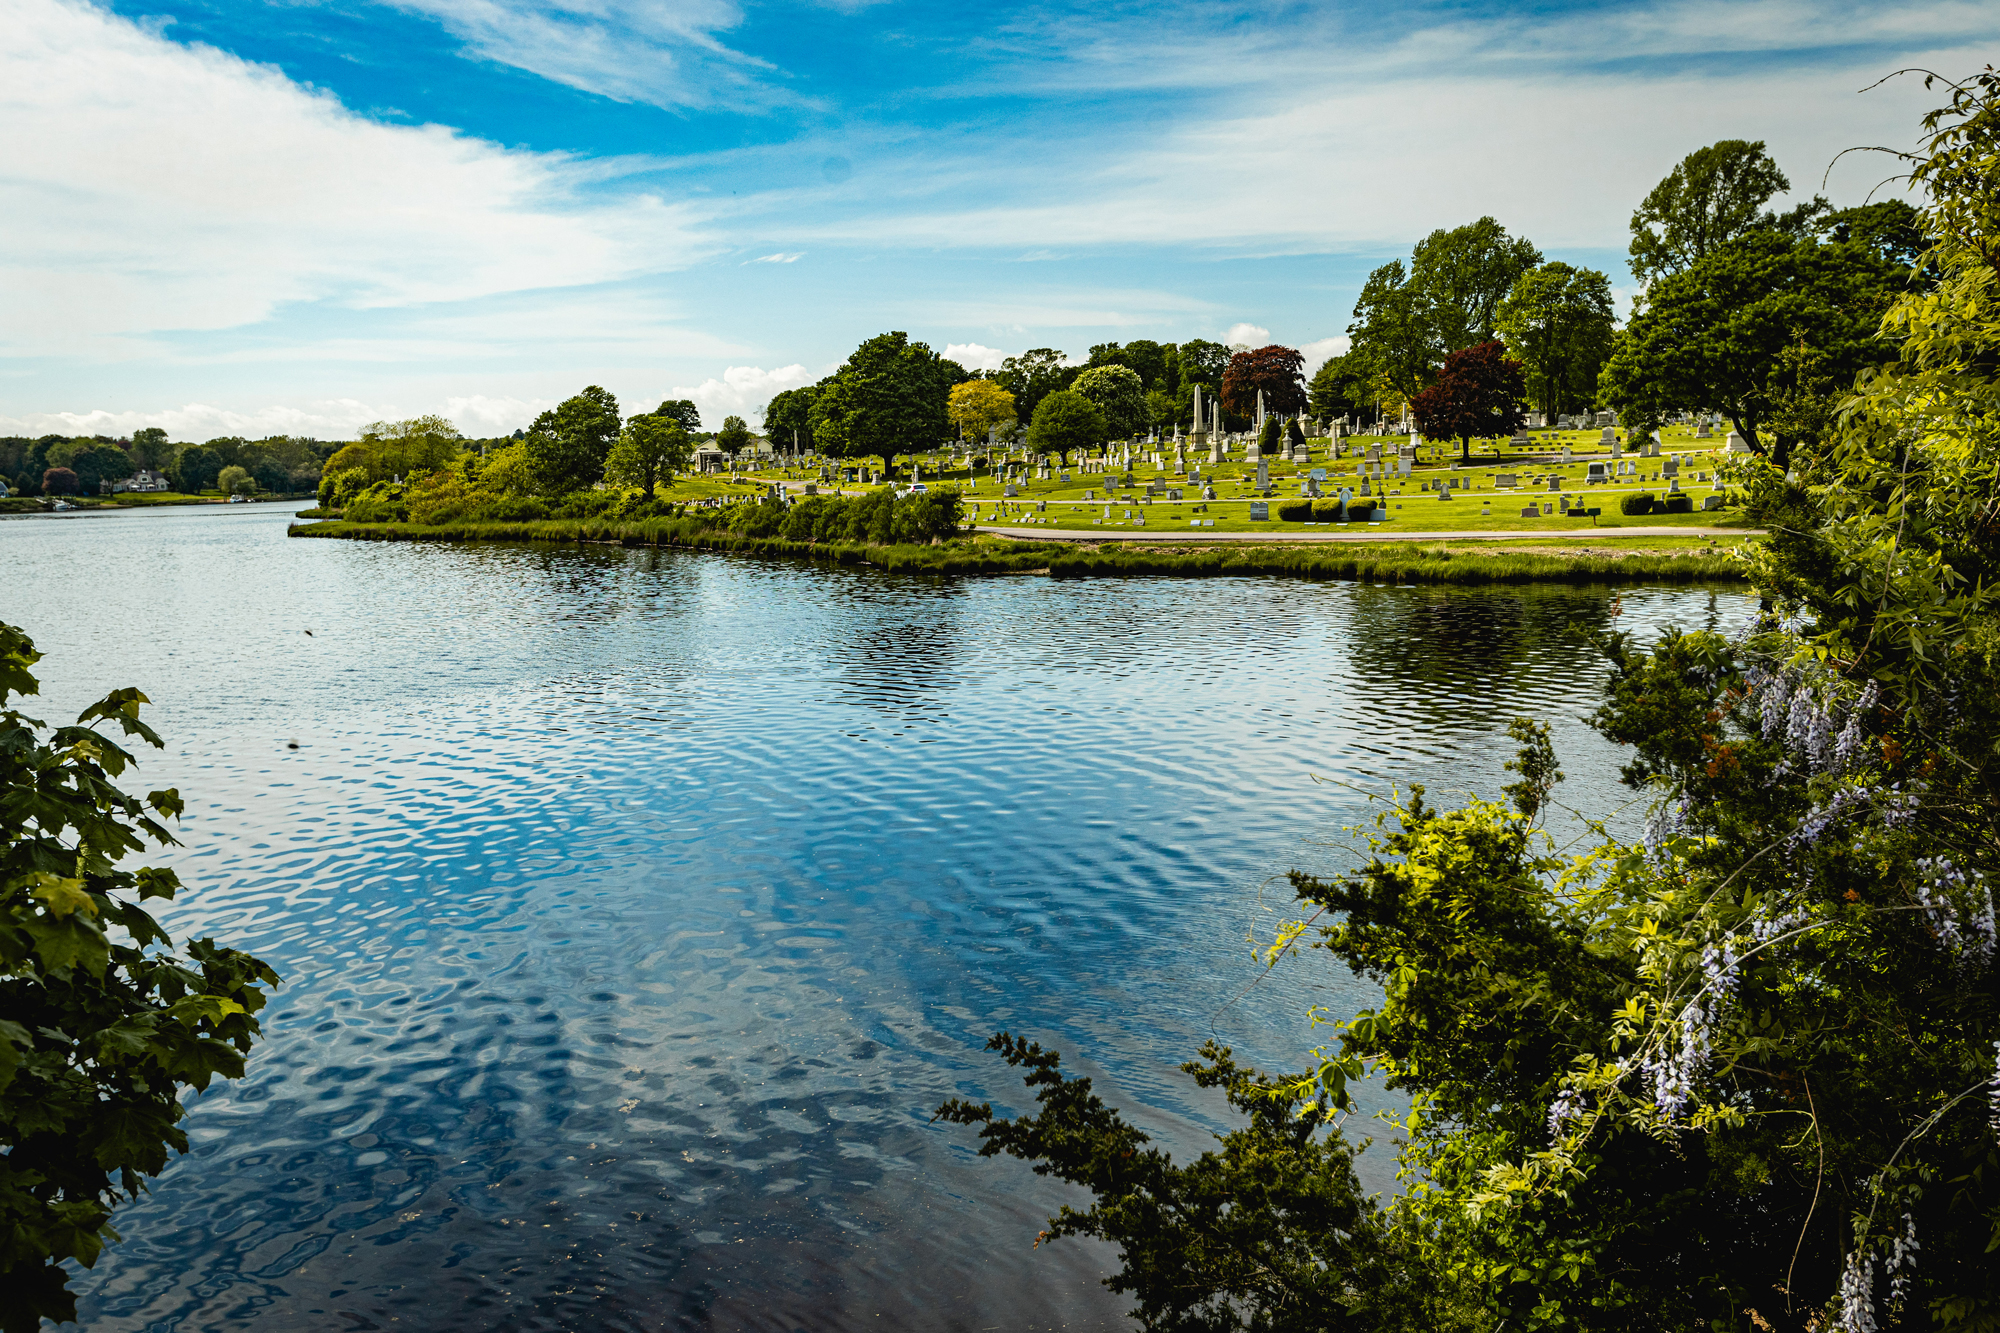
{"left": 0, "top": 507, "right": 1754, "bottom": 1331}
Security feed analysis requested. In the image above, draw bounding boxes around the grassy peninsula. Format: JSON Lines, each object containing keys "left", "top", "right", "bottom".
{"left": 291, "top": 513, "right": 1749, "bottom": 584}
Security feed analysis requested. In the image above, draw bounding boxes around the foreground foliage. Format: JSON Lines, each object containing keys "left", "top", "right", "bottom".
{"left": 946, "top": 71, "right": 2000, "bottom": 1332}
{"left": 0, "top": 623, "right": 280, "bottom": 1331}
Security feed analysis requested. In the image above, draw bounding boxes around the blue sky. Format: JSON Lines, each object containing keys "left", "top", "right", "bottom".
{"left": 3, "top": 0, "right": 1995, "bottom": 439}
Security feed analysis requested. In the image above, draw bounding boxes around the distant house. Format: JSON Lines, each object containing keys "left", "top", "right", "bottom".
{"left": 113, "top": 469, "right": 170, "bottom": 493}
{"left": 694, "top": 445, "right": 729, "bottom": 473}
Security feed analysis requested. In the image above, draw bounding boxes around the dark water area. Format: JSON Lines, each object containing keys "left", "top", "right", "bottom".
{"left": 1, "top": 505, "right": 1754, "bottom": 1331}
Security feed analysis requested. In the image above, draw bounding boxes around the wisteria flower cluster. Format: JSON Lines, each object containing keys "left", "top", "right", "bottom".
{"left": 1915, "top": 856, "right": 1997, "bottom": 962}
{"left": 1639, "top": 911, "right": 1807, "bottom": 1122}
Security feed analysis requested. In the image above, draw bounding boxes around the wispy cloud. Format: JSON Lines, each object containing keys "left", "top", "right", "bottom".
{"left": 0, "top": 0, "right": 715, "bottom": 361}
{"left": 749, "top": 252, "right": 805, "bottom": 263}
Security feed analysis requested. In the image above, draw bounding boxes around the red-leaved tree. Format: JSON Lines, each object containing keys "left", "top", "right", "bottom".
{"left": 41, "top": 467, "right": 79, "bottom": 496}
{"left": 1409, "top": 340, "right": 1526, "bottom": 462}
{"left": 1219, "top": 345, "right": 1307, "bottom": 422}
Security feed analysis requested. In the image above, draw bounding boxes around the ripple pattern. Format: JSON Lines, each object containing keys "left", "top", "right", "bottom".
{"left": 0, "top": 506, "right": 1754, "bottom": 1331}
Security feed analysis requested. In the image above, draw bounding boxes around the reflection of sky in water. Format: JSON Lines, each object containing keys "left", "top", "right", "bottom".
{"left": 2, "top": 506, "right": 1755, "bottom": 1331}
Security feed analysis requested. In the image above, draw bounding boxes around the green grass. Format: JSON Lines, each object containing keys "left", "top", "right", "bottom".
{"left": 729, "top": 432, "right": 1753, "bottom": 537}
{"left": 291, "top": 515, "right": 1751, "bottom": 584}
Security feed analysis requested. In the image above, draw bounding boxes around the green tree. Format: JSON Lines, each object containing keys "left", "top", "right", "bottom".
{"left": 1307, "top": 354, "right": 1370, "bottom": 426}
{"left": 1598, "top": 230, "right": 1906, "bottom": 461}
{"left": 1628, "top": 139, "right": 1801, "bottom": 286}
{"left": 67, "top": 444, "right": 133, "bottom": 496}
{"left": 809, "top": 332, "right": 959, "bottom": 478}
{"left": 1348, "top": 261, "right": 1435, "bottom": 402}
{"left": 761, "top": 387, "right": 817, "bottom": 453}
{"left": 1496, "top": 262, "right": 1617, "bottom": 421}
{"left": 169, "top": 446, "right": 220, "bottom": 494}
{"left": 949, "top": 71, "right": 2000, "bottom": 1333}
{"left": 127, "top": 429, "right": 170, "bottom": 473}
{"left": 354, "top": 416, "right": 463, "bottom": 480}
{"left": 648, "top": 399, "right": 702, "bottom": 435}
{"left": 1175, "top": 339, "right": 1230, "bottom": 395}
{"left": 523, "top": 387, "right": 621, "bottom": 494}
{"left": 716, "top": 414, "right": 753, "bottom": 456}
{"left": 214, "top": 465, "right": 251, "bottom": 496}
{"left": 995, "top": 348, "right": 1077, "bottom": 422}
{"left": 1410, "top": 216, "right": 1542, "bottom": 354}
{"left": 603, "top": 415, "right": 692, "bottom": 495}
{"left": 1023, "top": 389, "right": 1106, "bottom": 461}
{"left": 1072, "top": 365, "right": 1148, "bottom": 440}
{"left": 0, "top": 622, "right": 280, "bottom": 1331}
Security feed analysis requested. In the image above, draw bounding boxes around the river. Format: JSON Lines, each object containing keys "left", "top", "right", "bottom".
{"left": 1, "top": 504, "right": 1752, "bottom": 1331}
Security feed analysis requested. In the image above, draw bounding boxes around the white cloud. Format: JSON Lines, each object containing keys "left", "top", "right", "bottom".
{"left": 1224, "top": 323, "right": 1270, "bottom": 347}
{"left": 0, "top": 400, "right": 402, "bottom": 441}
{"left": 750, "top": 252, "right": 805, "bottom": 263}
{"left": 383, "top": 0, "right": 790, "bottom": 112}
{"left": 0, "top": 0, "right": 711, "bottom": 360}
{"left": 1299, "top": 335, "right": 1349, "bottom": 376}
{"left": 943, "top": 343, "right": 1008, "bottom": 371}
{"left": 668, "top": 364, "right": 816, "bottom": 430}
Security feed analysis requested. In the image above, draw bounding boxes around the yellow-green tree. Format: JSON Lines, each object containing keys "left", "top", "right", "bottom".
{"left": 947, "top": 379, "right": 1017, "bottom": 445}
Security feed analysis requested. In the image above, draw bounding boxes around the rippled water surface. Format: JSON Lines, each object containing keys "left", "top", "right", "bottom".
{"left": 2, "top": 506, "right": 1753, "bottom": 1331}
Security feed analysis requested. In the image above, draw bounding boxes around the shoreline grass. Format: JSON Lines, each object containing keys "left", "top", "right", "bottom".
{"left": 292, "top": 516, "right": 1751, "bottom": 585}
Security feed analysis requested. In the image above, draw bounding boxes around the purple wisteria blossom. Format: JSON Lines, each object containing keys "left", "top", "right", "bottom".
{"left": 1837, "top": 1248, "right": 1878, "bottom": 1333}
{"left": 1913, "top": 857, "right": 1993, "bottom": 961}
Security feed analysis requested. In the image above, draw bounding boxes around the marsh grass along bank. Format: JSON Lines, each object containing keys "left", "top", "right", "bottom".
{"left": 290, "top": 515, "right": 1748, "bottom": 585}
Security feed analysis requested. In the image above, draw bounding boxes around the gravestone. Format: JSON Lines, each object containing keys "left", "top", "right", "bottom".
{"left": 1696, "top": 423, "right": 1713, "bottom": 438}
{"left": 1249, "top": 501, "right": 1269, "bottom": 521}
{"left": 1255, "top": 459, "right": 1270, "bottom": 491}
{"left": 1511, "top": 431, "right": 1531, "bottom": 448}
{"left": 1561, "top": 446, "right": 1573, "bottom": 464}
{"left": 1003, "top": 483, "right": 1019, "bottom": 497}
{"left": 804, "top": 483, "right": 817, "bottom": 495}
{"left": 1702, "top": 494, "right": 1724, "bottom": 511}
{"left": 1726, "top": 431, "right": 1753, "bottom": 454}
{"left": 1496, "top": 473, "right": 1518, "bottom": 488}
{"left": 1521, "top": 505, "right": 1541, "bottom": 518}
{"left": 1547, "top": 476, "right": 1561, "bottom": 491}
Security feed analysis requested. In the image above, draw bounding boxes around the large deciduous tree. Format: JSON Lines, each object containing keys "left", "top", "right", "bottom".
{"left": 168, "top": 447, "right": 220, "bottom": 495}
{"left": 810, "top": 332, "right": 961, "bottom": 477}
{"left": 127, "top": 428, "right": 170, "bottom": 473}
{"left": 761, "top": 387, "right": 817, "bottom": 453}
{"left": 1598, "top": 230, "right": 1905, "bottom": 463}
{"left": 1409, "top": 340, "right": 1525, "bottom": 461}
{"left": 604, "top": 415, "right": 692, "bottom": 495}
{"left": 1347, "top": 261, "right": 1435, "bottom": 403}
{"left": 994, "top": 348, "right": 1076, "bottom": 423}
{"left": 1409, "top": 216, "right": 1543, "bottom": 354}
{"left": 1174, "top": 339, "right": 1230, "bottom": 396}
{"left": 1308, "top": 354, "right": 1373, "bottom": 426}
{"left": 0, "top": 622, "right": 280, "bottom": 1331}
{"left": 716, "top": 415, "right": 753, "bottom": 456}
{"left": 647, "top": 399, "right": 702, "bottom": 435}
{"left": 1072, "top": 365, "right": 1148, "bottom": 440}
{"left": 947, "top": 379, "right": 1017, "bottom": 445}
{"left": 1024, "top": 390, "right": 1106, "bottom": 462}
{"left": 1496, "top": 262, "right": 1617, "bottom": 421}
{"left": 524, "top": 387, "right": 621, "bottom": 494}
{"left": 1628, "top": 139, "right": 1800, "bottom": 286}
{"left": 1219, "top": 345, "right": 1307, "bottom": 420}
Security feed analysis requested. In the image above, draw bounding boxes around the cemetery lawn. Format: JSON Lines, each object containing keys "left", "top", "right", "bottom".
{"left": 295, "top": 519, "right": 1751, "bottom": 584}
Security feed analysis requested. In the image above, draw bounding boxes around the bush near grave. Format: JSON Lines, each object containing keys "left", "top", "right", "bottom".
{"left": 1620, "top": 491, "right": 1657, "bottom": 516}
